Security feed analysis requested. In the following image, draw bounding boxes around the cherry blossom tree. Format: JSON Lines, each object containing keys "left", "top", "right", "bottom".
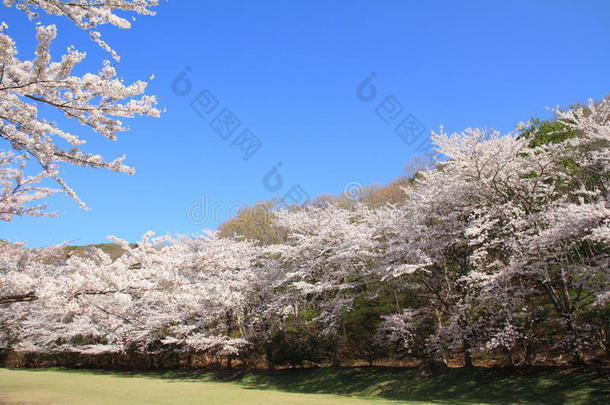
{"left": 0, "top": 151, "right": 58, "bottom": 220}
{"left": 270, "top": 203, "right": 380, "bottom": 366}
{"left": 504, "top": 100, "right": 610, "bottom": 361}
{"left": 2, "top": 231, "right": 267, "bottom": 368}
{"left": 0, "top": 0, "right": 160, "bottom": 217}
{"left": 0, "top": 1, "right": 163, "bottom": 350}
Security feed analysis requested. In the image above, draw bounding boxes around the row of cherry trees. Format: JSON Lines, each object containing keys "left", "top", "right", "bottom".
{"left": 2, "top": 99, "right": 608, "bottom": 368}
{"left": 0, "top": 1, "right": 607, "bottom": 368}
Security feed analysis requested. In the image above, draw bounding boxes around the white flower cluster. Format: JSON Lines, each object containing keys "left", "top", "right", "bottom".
{"left": 1, "top": 1, "right": 160, "bottom": 215}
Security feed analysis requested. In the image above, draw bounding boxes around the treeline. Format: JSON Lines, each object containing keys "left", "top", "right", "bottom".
{"left": 1, "top": 100, "right": 608, "bottom": 370}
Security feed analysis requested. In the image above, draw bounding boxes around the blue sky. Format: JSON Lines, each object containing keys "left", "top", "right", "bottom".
{"left": 2, "top": 0, "right": 609, "bottom": 246}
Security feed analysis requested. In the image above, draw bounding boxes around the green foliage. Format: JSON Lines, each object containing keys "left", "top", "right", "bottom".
{"left": 268, "top": 330, "right": 330, "bottom": 368}
{"left": 70, "top": 334, "right": 108, "bottom": 346}
{"left": 341, "top": 286, "right": 397, "bottom": 364}
{"left": 580, "top": 301, "right": 610, "bottom": 355}
{"left": 518, "top": 112, "right": 608, "bottom": 203}
{"left": 63, "top": 243, "right": 136, "bottom": 261}
{"left": 265, "top": 307, "right": 334, "bottom": 368}
{"left": 517, "top": 117, "right": 580, "bottom": 148}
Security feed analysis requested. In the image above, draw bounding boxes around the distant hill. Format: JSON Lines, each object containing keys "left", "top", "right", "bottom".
{"left": 63, "top": 243, "right": 137, "bottom": 261}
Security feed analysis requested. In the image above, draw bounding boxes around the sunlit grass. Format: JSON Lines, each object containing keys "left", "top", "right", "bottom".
{"left": 0, "top": 366, "right": 607, "bottom": 404}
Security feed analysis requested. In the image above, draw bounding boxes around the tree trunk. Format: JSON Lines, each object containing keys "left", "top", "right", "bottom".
{"left": 265, "top": 344, "right": 274, "bottom": 370}
{"left": 226, "top": 310, "right": 233, "bottom": 369}
{"left": 331, "top": 335, "right": 340, "bottom": 367}
{"left": 564, "top": 314, "right": 584, "bottom": 365}
{"left": 463, "top": 339, "right": 473, "bottom": 368}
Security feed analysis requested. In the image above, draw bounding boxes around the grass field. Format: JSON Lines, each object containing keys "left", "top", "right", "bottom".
{"left": 1, "top": 366, "right": 608, "bottom": 404}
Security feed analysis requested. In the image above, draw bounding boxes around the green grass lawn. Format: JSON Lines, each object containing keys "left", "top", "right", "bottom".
{"left": 0, "top": 366, "right": 608, "bottom": 404}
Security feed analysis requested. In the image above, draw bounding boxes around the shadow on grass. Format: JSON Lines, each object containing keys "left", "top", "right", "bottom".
{"left": 14, "top": 365, "right": 610, "bottom": 404}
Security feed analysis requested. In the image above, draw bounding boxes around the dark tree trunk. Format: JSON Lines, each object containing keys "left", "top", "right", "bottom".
{"left": 463, "top": 339, "right": 473, "bottom": 368}
{"left": 564, "top": 314, "right": 584, "bottom": 365}
{"left": 331, "top": 335, "right": 340, "bottom": 367}
{"left": 265, "top": 344, "right": 274, "bottom": 370}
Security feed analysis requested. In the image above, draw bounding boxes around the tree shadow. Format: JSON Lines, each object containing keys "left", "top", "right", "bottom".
{"left": 228, "top": 366, "right": 609, "bottom": 404}
{"left": 9, "top": 365, "right": 609, "bottom": 404}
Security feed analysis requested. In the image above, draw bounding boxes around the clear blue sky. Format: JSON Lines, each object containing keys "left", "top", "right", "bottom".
{"left": 2, "top": 0, "right": 609, "bottom": 246}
